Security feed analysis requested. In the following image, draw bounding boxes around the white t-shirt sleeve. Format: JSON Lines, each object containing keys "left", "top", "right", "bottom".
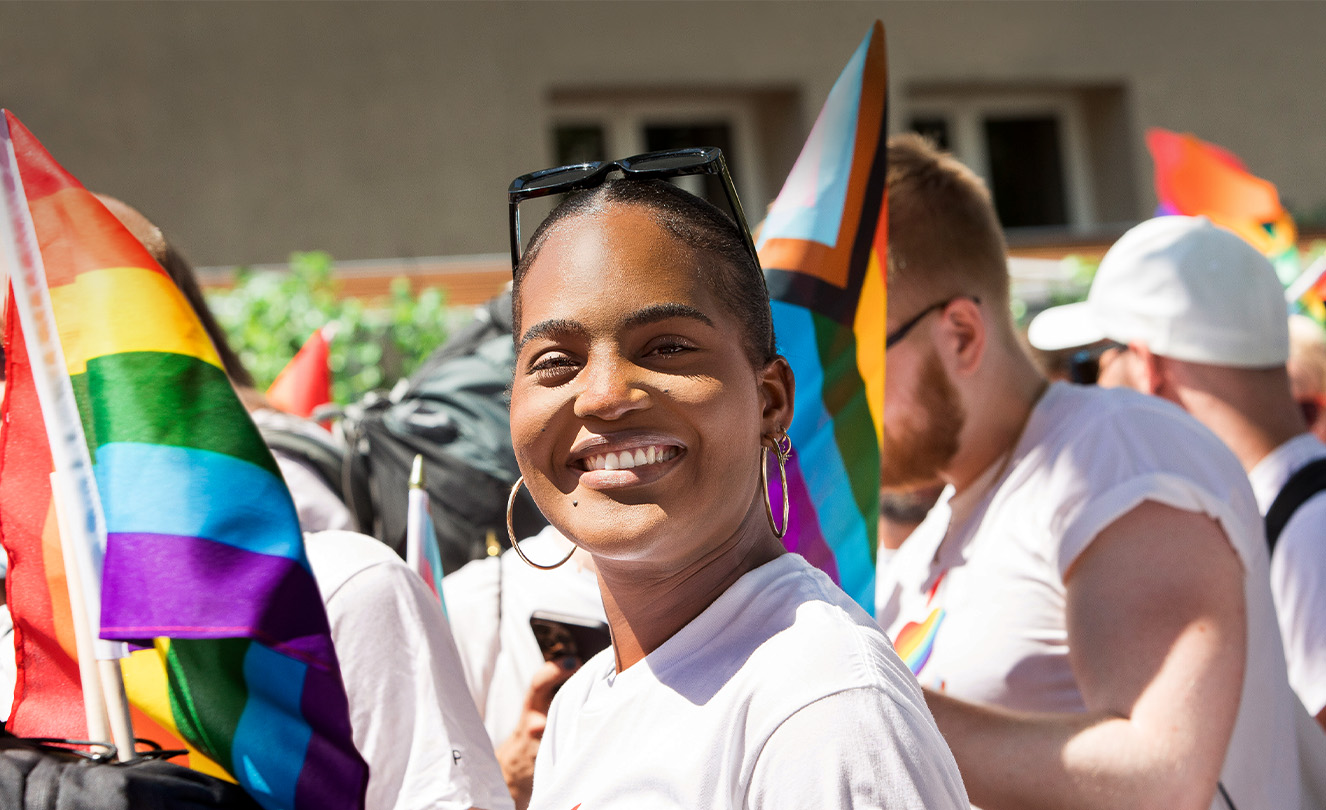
{"left": 329, "top": 558, "right": 514, "bottom": 810}
{"left": 1271, "top": 496, "right": 1326, "bottom": 716}
{"left": 744, "top": 688, "right": 969, "bottom": 810}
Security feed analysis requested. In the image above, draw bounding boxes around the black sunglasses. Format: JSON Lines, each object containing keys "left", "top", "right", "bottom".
{"left": 886, "top": 296, "right": 981, "bottom": 350}
{"left": 1067, "top": 341, "right": 1126, "bottom": 385}
{"left": 507, "top": 146, "right": 760, "bottom": 273}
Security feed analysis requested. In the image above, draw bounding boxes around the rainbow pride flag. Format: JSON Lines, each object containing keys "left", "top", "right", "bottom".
{"left": 0, "top": 110, "right": 367, "bottom": 810}
{"left": 757, "top": 22, "right": 886, "bottom": 613}
{"left": 1147, "top": 128, "right": 1298, "bottom": 277}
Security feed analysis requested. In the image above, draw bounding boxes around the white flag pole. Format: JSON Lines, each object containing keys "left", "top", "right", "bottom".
{"left": 49, "top": 472, "right": 111, "bottom": 746}
{"left": 0, "top": 115, "right": 125, "bottom": 665}
{"left": 405, "top": 454, "right": 429, "bottom": 582}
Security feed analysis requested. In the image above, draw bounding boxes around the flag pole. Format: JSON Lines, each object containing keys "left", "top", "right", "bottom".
{"left": 49, "top": 472, "right": 111, "bottom": 747}
{"left": 406, "top": 454, "right": 428, "bottom": 579}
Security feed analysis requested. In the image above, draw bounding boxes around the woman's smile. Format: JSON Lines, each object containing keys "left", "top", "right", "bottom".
{"left": 568, "top": 432, "right": 686, "bottom": 489}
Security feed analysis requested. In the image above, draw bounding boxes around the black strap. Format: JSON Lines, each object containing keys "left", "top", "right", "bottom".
{"left": 1264, "top": 457, "right": 1326, "bottom": 554}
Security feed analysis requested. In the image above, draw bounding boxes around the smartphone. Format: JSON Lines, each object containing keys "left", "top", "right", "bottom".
{"left": 529, "top": 610, "right": 612, "bottom": 663}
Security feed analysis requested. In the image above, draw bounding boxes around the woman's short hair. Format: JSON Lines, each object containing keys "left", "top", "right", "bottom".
{"left": 513, "top": 179, "right": 777, "bottom": 367}
{"left": 886, "top": 133, "right": 1010, "bottom": 318}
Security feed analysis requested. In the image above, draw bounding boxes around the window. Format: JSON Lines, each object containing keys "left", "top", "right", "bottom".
{"left": 903, "top": 86, "right": 1135, "bottom": 233}
{"left": 547, "top": 89, "right": 796, "bottom": 220}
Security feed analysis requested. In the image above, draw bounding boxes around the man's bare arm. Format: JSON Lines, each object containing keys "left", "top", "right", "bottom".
{"left": 926, "top": 500, "right": 1246, "bottom": 810}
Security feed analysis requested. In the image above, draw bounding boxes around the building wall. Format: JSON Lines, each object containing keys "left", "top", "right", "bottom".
{"left": 1, "top": 1, "right": 1322, "bottom": 267}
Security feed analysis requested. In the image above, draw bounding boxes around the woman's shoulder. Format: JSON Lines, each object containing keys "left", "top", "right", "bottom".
{"left": 679, "top": 555, "right": 921, "bottom": 707}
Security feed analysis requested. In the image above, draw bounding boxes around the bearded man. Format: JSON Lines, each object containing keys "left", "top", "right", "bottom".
{"left": 875, "top": 134, "right": 1303, "bottom": 810}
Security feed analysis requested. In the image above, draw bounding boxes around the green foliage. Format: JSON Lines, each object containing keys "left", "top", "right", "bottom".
{"left": 207, "top": 251, "right": 453, "bottom": 404}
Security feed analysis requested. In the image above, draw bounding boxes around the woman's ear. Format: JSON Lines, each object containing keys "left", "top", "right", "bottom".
{"left": 759, "top": 356, "right": 795, "bottom": 434}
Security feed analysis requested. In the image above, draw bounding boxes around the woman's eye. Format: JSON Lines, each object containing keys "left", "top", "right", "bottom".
{"left": 647, "top": 340, "right": 695, "bottom": 358}
{"left": 528, "top": 353, "right": 580, "bottom": 380}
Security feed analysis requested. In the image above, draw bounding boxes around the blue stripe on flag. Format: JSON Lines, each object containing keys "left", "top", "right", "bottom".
{"left": 232, "top": 643, "right": 313, "bottom": 810}
{"left": 772, "top": 301, "right": 873, "bottom": 607}
{"left": 95, "top": 442, "right": 305, "bottom": 564}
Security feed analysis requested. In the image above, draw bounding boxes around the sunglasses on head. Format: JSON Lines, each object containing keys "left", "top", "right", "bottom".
{"left": 506, "top": 146, "right": 760, "bottom": 274}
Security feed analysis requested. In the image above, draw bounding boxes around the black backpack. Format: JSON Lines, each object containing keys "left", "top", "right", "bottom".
{"left": 280, "top": 290, "right": 545, "bottom": 573}
{"left": 0, "top": 733, "right": 260, "bottom": 810}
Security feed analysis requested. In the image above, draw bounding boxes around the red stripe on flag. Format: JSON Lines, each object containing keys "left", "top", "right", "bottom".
{"left": 0, "top": 286, "right": 88, "bottom": 738}
{"left": 5, "top": 111, "right": 83, "bottom": 202}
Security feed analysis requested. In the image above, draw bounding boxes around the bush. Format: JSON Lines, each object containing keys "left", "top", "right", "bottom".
{"left": 206, "top": 250, "right": 454, "bottom": 404}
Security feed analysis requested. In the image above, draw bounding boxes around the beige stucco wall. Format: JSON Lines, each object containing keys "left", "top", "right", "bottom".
{"left": 1, "top": 1, "right": 1322, "bottom": 267}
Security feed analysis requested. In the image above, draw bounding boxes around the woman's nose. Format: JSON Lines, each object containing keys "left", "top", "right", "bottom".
{"left": 573, "top": 353, "right": 650, "bottom": 421}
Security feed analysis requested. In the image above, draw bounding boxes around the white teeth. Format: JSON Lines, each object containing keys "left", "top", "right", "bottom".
{"left": 582, "top": 445, "right": 678, "bottom": 472}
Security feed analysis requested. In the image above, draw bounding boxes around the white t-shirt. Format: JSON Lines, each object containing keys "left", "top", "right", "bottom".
{"left": 306, "top": 530, "right": 514, "bottom": 810}
{"left": 530, "top": 553, "right": 969, "bottom": 810}
{"left": 1247, "top": 432, "right": 1326, "bottom": 716}
{"left": 442, "top": 526, "right": 605, "bottom": 746}
{"left": 877, "top": 383, "right": 1302, "bottom": 810}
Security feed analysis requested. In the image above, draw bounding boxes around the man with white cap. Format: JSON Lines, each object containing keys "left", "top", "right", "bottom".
{"left": 1031, "top": 215, "right": 1326, "bottom": 731}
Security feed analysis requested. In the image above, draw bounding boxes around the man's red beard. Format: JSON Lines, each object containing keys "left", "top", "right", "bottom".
{"left": 880, "top": 350, "right": 965, "bottom": 490}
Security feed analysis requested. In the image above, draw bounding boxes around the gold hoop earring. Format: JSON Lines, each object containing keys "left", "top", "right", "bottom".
{"left": 507, "top": 476, "right": 576, "bottom": 570}
{"left": 761, "top": 431, "right": 792, "bottom": 540}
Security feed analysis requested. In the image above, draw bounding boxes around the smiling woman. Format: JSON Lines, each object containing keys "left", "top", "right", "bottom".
{"left": 505, "top": 165, "right": 968, "bottom": 809}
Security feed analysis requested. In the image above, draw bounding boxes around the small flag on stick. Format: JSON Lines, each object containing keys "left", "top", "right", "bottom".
{"left": 406, "top": 455, "right": 447, "bottom": 611}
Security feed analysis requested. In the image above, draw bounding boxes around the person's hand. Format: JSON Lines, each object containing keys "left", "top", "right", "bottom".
{"left": 496, "top": 656, "right": 579, "bottom": 810}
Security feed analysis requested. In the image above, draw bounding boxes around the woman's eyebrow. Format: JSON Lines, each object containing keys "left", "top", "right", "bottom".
{"left": 517, "top": 318, "right": 584, "bottom": 352}
{"left": 621, "top": 303, "right": 714, "bottom": 331}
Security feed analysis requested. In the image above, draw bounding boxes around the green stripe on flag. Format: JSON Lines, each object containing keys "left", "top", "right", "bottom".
{"left": 77, "top": 351, "right": 278, "bottom": 476}
{"left": 166, "top": 637, "right": 250, "bottom": 775}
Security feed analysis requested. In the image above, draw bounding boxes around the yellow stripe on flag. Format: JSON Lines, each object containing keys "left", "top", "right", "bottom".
{"left": 49, "top": 266, "right": 223, "bottom": 376}
{"left": 854, "top": 249, "right": 886, "bottom": 446}
{"left": 121, "top": 640, "right": 234, "bottom": 782}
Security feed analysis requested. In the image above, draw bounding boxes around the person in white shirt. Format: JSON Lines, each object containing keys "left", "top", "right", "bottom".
{"left": 505, "top": 161, "right": 969, "bottom": 809}
{"left": 307, "top": 530, "right": 514, "bottom": 810}
{"left": 877, "top": 135, "right": 1304, "bottom": 810}
{"left": 1030, "top": 215, "right": 1326, "bottom": 730}
{"left": 443, "top": 526, "right": 604, "bottom": 809}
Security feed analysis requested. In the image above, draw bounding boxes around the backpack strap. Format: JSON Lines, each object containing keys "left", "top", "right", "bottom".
{"left": 1264, "top": 456, "right": 1326, "bottom": 554}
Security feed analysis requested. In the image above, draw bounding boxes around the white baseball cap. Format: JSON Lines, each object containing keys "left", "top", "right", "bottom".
{"left": 1027, "top": 216, "right": 1289, "bottom": 368}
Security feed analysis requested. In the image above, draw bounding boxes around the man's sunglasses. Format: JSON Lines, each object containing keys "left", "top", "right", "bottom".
{"left": 507, "top": 146, "right": 760, "bottom": 273}
{"left": 1068, "top": 341, "right": 1126, "bottom": 385}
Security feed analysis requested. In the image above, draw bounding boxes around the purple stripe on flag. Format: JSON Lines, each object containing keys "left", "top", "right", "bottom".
{"left": 101, "top": 532, "right": 336, "bottom": 668}
{"left": 293, "top": 663, "right": 369, "bottom": 810}
{"left": 781, "top": 459, "right": 840, "bottom": 583}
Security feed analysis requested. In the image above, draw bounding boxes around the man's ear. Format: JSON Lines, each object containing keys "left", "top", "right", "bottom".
{"left": 938, "top": 297, "right": 986, "bottom": 378}
{"left": 759, "top": 356, "right": 795, "bottom": 434}
{"left": 1130, "top": 342, "right": 1167, "bottom": 397}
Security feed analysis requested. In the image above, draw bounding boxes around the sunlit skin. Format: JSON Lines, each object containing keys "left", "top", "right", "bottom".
{"left": 510, "top": 205, "right": 793, "bottom": 672}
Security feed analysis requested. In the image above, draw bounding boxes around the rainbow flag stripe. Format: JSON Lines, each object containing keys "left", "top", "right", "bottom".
{"left": 4, "top": 110, "right": 367, "bottom": 810}
{"left": 758, "top": 23, "right": 887, "bottom": 613}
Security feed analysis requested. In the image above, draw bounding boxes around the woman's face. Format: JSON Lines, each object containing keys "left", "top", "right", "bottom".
{"left": 511, "top": 204, "right": 791, "bottom": 569}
